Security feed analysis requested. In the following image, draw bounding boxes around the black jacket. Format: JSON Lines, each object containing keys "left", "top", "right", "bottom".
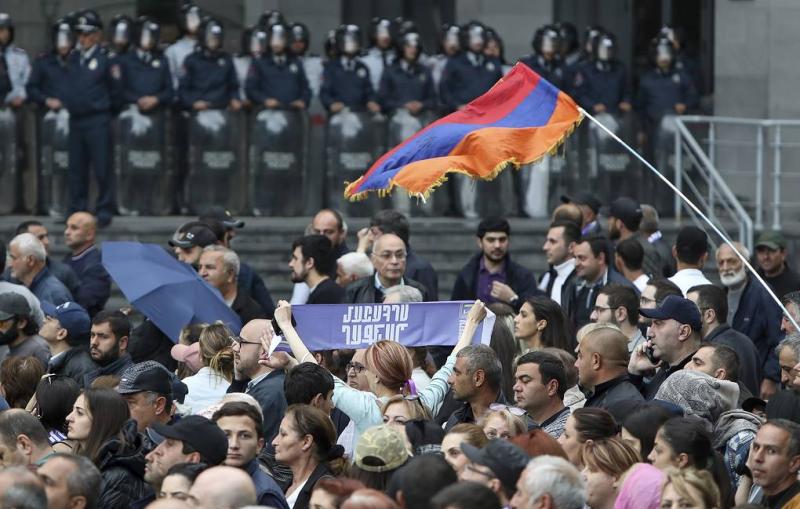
{"left": 706, "top": 324, "right": 761, "bottom": 397}
{"left": 451, "top": 252, "right": 540, "bottom": 310}
{"left": 128, "top": 320, "right": 177, "bottom": 372}
{"left": 631, "top": 352, "right": 695, "bottom": 400}
{"left": 307, "top": 278, "right": 346, "bottom": 305}
{"left": 232, "top": 290, "right": 268, "bottom": 325}
{"left": 583, "top": 375, "right": 643, "bottom": 410}
{"left": 83, "top": 353, "right": 134, "bottom": 388}
{"left": 290, "top": 462, "right": 334, "bottom": 509}
{"left": 729, "top": 277, "right": 783, "bottom": 383}
{"left": 48, "top": 346, "right": 98, "bottom": 385}
{"left": 344, "top": 276, "right": 428, "bottom": 304}
{"left": 406, "top": 247, "right": 439, "bottom": 301}
{"left": 95, "top": 421, "right": 153, "bottom": 509}
{"left": 562, "top": 268, "right": 634, "bottom": 330}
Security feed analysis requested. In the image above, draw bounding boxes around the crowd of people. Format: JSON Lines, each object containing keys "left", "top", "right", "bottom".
{"left": 0, "top": 187, "right": 799, "bottom": 509}
{"left": 0, "top": 7, "right": 702, "bottom": 222}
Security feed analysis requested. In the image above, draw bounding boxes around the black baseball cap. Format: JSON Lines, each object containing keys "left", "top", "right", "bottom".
{"left": 199, "top": 206, "right": 245, "bottom": 230}
{"left": 461, "top": 439, "right": 530, "bottom": 496}
{"left": 117, "top": 361, "right": 173, "bottom": 395}
{"left": 605, "top": 197, "right": 643, "bottom": 230}
{"left": 169, "top": 223, "right": 218, "bottom": 249}
{"left": 561, "top": 192, "right": 601, "bottom": 214}
{"left": 639, "top": 294, "right": 702, "bottom": 331}
{"left": 151, "top": 415, "right": 229, "bottom": 466}
{"left": 0, "top": 293, "right": 32, "bottom": 320}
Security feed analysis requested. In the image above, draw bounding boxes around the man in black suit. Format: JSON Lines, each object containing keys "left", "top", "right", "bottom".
{"left": 289, "top": 235, "right": 345, "bottom": 305}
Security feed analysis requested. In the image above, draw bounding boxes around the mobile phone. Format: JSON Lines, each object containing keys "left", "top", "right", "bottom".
{"left": 645, "top": 345, "right": 659, "bottom": 365}
{"left": 271, "top": 314, "right": 296, "bottom": 338}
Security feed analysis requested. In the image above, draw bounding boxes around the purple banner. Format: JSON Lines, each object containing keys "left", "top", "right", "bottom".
{"left": 291, "top": 301, "right": 496, "bottom": 350}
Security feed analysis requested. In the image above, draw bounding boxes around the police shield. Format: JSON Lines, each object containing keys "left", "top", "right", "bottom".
{"left": 186, "top": 110, "right": 245, "bottom": 214}
{"left": 37, "top": 109, "right": 70, "bottom": 217}
{"left": 0, "top": 108, "right": 16, "bottom": 214}
{"left": 325, "top": 110, "right": 386, "bottom": 217}
{"left": 588, "top": 112, "right": 637, "bottom": 202}
{"left": 386, "top": 109, "right": 447, "bottom": 216}
{"left": 115, "top": 106, "right": 172, "bottom": 215}
{"left": 248, "top": 109, "right": 307, "bottom": 216}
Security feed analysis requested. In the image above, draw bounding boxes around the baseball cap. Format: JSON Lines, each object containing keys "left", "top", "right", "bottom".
{"left": 561, "top": 192, "right": 601, "bottom": 214}
{"left": 354, "top": 425, "right": 409, "bottom": 473}
{"left": 199, "top": 206, "right": 245, "bottom": 229}
{"left": 742, "top": 396, "right": 767, "bottom": 414}
{"left": 41, "top": 301, "right": 90, "bottom": 340}
{"left": 606, "top": 197, "right": 643, "bottom": 230}
{"left": 151, "top": 415, "right": 228, "bottom": 466}
{"left": 171, "top": 342, "right": 203, "bottom": 373}
{"left": 117, "top": 361, "right": 173, "bottom": 396}
{"left": 0, "top": 292, "right": 32, "bottom": 321}
{"left": 461, "top": 439, "right": 530, "bottom": 496}
{"left": 169, "top": 223, "right": 218, "bottom": 249}
{"left": 755, "top": 231, "right": 787, "bottom": 251}
{"left": 639, "top": 294, "right": 702, "bottom": 331}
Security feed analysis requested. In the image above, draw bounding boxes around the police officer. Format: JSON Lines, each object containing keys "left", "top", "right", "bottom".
{"left": 117, "top": 17, "right": 173, "bottom": 112}
{"left": 319, "top": 25, "right": 380, "bottom": 114}
{"left": 378, "top": 30, "right": 436, "bottom": 115}
{"left": 572, "top": 32, "right": 632, "bottom": 115}
{"left": 234, "top": 26, "right": 267, "bottom": 104}
{"left": 0, "top": 13, "right": 30, "bottom": 109}
{"left": 64, "top": 10, "right": 115, "bottom": 227}
{"left": 439, "top": 22, "right": 502, "bottom": 112}
{"left": 484, "top": 28, "right": 511, "bottom": 75}
{"left": 108, "top": 14, "right": 133, "bottom": 56}
{"left": 289, "top": 22, "right": 323, "bottom": 98}
{"left": 323, "top": 28, "right": 338, "bottom": 61}
{"left": 361, "top": 17, "right": 395, "bottom": 92}
{"left": 246, "top": 23, "right": 311, "bottom": 110}
{"left": 659, "top": 25, "right": 703, "bottom": 95}
{"left": 520, "top": 24, "right": 565, "bottom": 89}
{"left": 178, "top": 17, "right": 241, "bottom": 113}
{"left": 426, "top": 23, "right": 461, "bottom": 91}
{"left": 636, "top": 36, "right": 699, "bottom": 133}
{"left": 557, "top": 22, "right": 581, "bottom": 68}
{"left": 27, "top": 19, "right": 74, "bottom": 112}
{"left": 165, "top": 3, "right": 202, "bottom": 91}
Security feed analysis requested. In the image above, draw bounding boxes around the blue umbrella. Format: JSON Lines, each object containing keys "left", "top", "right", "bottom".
{"left": 101, "top": 241, "right": 241, "bottom": 342}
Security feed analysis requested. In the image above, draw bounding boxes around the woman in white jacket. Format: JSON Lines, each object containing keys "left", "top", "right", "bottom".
{"left": 181, "top": 323, "right": 234, "bottom": 413}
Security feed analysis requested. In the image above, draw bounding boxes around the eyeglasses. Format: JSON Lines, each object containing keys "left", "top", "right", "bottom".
{"left": 489, "top": 403, "right": 526, "bottom": 416}
{"left": 230, "top": 336, "right": 261, "bottom": 347}
{"left": 373, "top": 251, "right": 407, "bottom": 261}
{"left": 346, "top": 362, "right": 366, "bottom": 374}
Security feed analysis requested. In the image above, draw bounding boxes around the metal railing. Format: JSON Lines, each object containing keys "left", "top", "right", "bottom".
{"left": 675, "top": 116, "right": 800, "bottom": 234}
{"left": 673, "top": 117, "right": 754, "bottom": 252}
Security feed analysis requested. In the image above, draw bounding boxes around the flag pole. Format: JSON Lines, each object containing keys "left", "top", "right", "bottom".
{"left": 577, "top": 107, "right": 800, "bottom": 332}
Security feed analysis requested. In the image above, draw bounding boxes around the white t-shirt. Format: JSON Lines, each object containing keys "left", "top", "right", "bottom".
{"left": 285, "top": 477, "right": 309, "bottom": 508}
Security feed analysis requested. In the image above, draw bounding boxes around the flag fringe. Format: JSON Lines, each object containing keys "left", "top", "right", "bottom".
{"left": 343, "top": 111, "right": 584, "bottom": 202}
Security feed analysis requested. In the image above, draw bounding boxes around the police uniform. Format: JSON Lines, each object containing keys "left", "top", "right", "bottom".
{"left": 165, "top": 36, "right": 197, "bottom": 91}
{"left": 26, "top": 52, "right": 71, "bottom": 106}
{"left": 1, "top": 44, "right": 30, "bottom": 105}
{"left": 636, "top": 66, "right": 699, "bottom": 130}
{"left": 118, "top": 49, "right": 174, "bottom": 107}
{"left": 64, "top": 45, "right": 115, "bottom": 222}
{"left": 378, "top": 59, "right": 436, "bottom": 113}
{"left": 572, "top": 60, "right": 631, "bottom": 114}
{"left": 439, "top": 52, "right": 502, "bottom": 111}
{"left": 360, "top": 46, "right": 395, "bottom": 92}
{"left": 319, "top": 56, "right": 376, "bottom": 112}
{"left": 0, "top": 57, "right": 10, "bottom": 97}
{"left": 245, "top": 53, "right": 311, "bottom": 107}
{"left": 519, "top": 54, "right": 565, "bottom": 90}
{"left": 178, "top": 49, "right": 238, "bottom": 110}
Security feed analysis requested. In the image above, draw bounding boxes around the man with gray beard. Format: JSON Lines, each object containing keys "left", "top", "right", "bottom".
{"left": 716, "top": 242, "right": 783, "bottom": 399}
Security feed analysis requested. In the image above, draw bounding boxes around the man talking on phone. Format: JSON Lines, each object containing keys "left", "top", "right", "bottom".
{"left": 629, "top": 295, "right": 702, "bottom": 399}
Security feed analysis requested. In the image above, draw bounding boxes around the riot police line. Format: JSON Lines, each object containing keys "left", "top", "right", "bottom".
{"left": 0, "top": 7, "right": 701, "bottom": 220}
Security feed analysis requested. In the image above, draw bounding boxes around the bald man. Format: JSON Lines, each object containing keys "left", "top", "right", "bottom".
{"left": 311, "top": 209, "right": 350, "bottom": 258}
{"left": 229, "top": 319, "right": 287, "bottom": 442}
{"left": 188, "top": 467, "right": 256, "bottom": 509}
{"left": 344, "top": 233, "right": 428, "bottom": 303}
{"left": 575, "top": 326, "right": 643, "bottom": 409}
{"left": 716, "top": 242, "right": 783, "bottom": 399}
{"left": 64, "top": 212, "right": 111, "bottom": 316}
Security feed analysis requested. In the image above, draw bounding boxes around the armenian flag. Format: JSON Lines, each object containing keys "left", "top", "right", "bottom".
{"left": 344, "top": 62, "right": 583, "bottom": 201}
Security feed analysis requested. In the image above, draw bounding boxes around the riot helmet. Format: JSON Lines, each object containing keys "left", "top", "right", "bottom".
{"left": 110, "top": 14, "right": 133, "bottom": 52}
{"left": 200, "top": 17, "right": 224, "bottom": 52}
{"left": 557, "top": 22, "right": 578, "bottom": 56}
{"left": 136, "top": 16, "right": 160, "bottom": 51}
{"left": 0, "top": 12, "right": 14, "bottom": 46}
{"left": 484, "top": 28, "right": 505, "bottom": 62}
{"left": 440, "top": 23, "right": 461, "bottom": 56}
{"left": 461, "top": 21, "right": 487, "bottom": 54}
{"left": 268, "top": 22, "right": 289, "bottom": 55}
{"left": 397, "top": 30, "right": 422, "bottom": 62}
{"left": 651, "top": 36, "right": 674, "bottom": 69}
{"left": 336, "top": 24, "right": 361, "bottom": 57}
{"left": 583, "top": 25, "right": 605, "bottom": 56}
{"left": 180, "top": 3, "right": 202, "bottom": 35}
{"left": 593, "top": 32, "right": 616, "bottom": 63}
{"left": 369, "top": 17, "right": 393, "bottom": 50}
{"left": 246, "top": 27, "right": 267, "bottom": 57}
{"left": 289, "top": 22, "right": 310, "bottom": 56}
{"left": 533, "top": 24, "right": 561, "bottom": 60}
{"left": 659, "top": 25, "right": 685, "bottom": 51}
{"left": 258, "top": 10, "right": 285, "bottom": 30}
{"left": 52, "top": 19, "right": 74, "bottom": 55}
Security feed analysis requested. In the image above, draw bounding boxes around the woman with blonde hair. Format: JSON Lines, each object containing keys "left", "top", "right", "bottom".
{"left": 381, "top": 394, "right": 431, "bottom": 428}
{"left": 180, "top": 323, "right": 234, "bottom": 413}
{"left": 479, "top": 407, "right": 526, "bottom": 441}
{"left": 580, "top": 437, "right": 640, "bottom": 509}
{"left": 660, "top": 467, "right": 721, "bottom": 509}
